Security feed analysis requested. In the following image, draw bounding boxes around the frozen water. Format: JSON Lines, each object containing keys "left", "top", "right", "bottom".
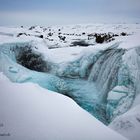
{"left": 0, "top": 40, "right": 140, "bottom": 125}
{"left": 63, "top": 78, "right": 107, "bottom": 124}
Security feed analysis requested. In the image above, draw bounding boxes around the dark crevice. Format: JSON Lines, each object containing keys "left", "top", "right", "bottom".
{"left": 13, "top": 45, "right": 50, "bottom": 72}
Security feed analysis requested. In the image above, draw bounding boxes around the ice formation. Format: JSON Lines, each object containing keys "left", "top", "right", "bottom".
{"left": 0, "top": 39, "right": 140, "bottom": 126}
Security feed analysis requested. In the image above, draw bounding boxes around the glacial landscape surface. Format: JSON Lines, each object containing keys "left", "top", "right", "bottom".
{"left": 0, "top": 24, "right": 140, "bottom": 140}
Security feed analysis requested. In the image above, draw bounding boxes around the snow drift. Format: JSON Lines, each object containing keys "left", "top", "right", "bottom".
{"left": 0, "top": 73, "right": 127, "bottom": 140}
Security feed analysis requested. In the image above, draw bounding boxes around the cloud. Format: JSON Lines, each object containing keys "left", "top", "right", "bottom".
{"left": 0, "top": 0, "right": 140, "bottom": 26}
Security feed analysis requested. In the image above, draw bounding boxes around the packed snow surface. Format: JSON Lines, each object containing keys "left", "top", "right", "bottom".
{"left": 0, "top": 73, "right": 127, "bottom": 140}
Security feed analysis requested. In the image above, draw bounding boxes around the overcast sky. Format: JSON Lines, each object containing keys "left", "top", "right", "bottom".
{"left": 0, "top": 0, "right": 140, "bottom": 26}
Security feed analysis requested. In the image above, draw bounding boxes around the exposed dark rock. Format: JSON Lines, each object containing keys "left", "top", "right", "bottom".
{"left": 94, "top": 33, "right": 116, "bottom": 44}
{"left": 48, "top": 32, "right": 53, "bottom": 36}
{"left": 95, "top": 34, "right": 105, "bottom": 43}
{"left": 71, "top": 40, "right": 90, "bottom": 46}
{"left": 114, "top": 34, "right": 119, "bottom": 37}
{"left": 17, "top": 33, "right": 28, "bottom": 37}
{"left": 29, "top": 26, "right": 36, "bottom": 30}
{"left": 39, "top": 35, "right": 43, "bottom": 38}
{"left": 58, "top": 36, "right": 66, "bottom": 41}
{"left": 15, "top": 46, "right": 48, "bottom": 72}
{"left": 121, "top": 32, "right": 127, "bottom": 36}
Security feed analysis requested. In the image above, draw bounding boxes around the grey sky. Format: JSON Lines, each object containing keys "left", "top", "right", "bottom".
{"left": 0, "top": 0, "right": 140, "bottom": 26}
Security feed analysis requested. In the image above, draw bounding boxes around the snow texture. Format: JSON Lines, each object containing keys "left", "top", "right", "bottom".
{"left": 0, "top": 73, "right": 127, "bottom": 140}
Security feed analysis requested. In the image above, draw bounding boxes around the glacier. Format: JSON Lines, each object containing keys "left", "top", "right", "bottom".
{"left": 0, "top": 39, "right": 140, "bottom": 126}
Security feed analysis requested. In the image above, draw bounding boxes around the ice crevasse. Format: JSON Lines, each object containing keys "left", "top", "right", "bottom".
{"left": 0, "top": 41, "right": 140, "bottom": 125}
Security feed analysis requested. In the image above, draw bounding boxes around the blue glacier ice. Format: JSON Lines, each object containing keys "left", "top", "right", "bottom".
{"left": 0, "top": 42, "right": 68, "bottom": 94}
{"left": 0, "top": 41, "right": 140, "bottom": 125}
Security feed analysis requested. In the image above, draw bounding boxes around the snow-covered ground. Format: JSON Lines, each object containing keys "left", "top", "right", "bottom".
{"left": 0, "top": 24, "right": 140, "bottom": 140}
{"left": 0, "top": 72, "right": 127, "bottom": 140}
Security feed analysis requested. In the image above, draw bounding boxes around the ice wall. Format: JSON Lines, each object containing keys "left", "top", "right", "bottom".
{"left": 0, "top": 41, "right": 140, "bottom": 125}
{"left": 55, "top": 43, "right": 140, "bottom": 123}
{"left": 0, "top": 42, "right": 69, "bottom": 94}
